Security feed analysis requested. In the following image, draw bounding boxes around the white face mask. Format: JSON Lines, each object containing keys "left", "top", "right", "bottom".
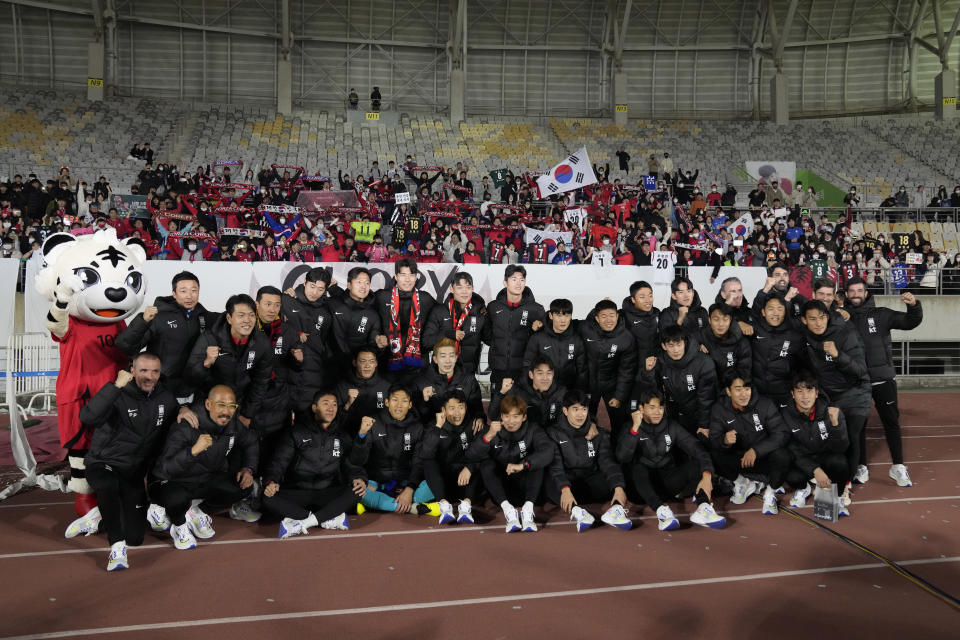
{"left": 279, "top": 217, "right": 286, "bottom": 224}
{"left": 187, "top": 243, "right": 197, "bottom": 251}
{"left": 2, "top": 222, "right": 10, "bottom": 228}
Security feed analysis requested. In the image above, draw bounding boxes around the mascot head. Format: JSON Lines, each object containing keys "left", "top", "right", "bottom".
{"left": 36, "top": 228, "right": 147, "bottom": 323}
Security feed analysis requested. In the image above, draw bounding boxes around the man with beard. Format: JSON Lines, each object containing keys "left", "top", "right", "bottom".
{"left": 753, "top": 263, "right": 805, "bottom": 326}
{"left": 151, "top": 385, "right": 259, "bottom": 550}
{"left": 262, "top": 390, "right": 367, "bottom": 538}
{"left": 522, "top": 298, "right": 588, "bottom": 391}
{"left": 335, "top": 347, "right": 392, "bottom": 434}
{"left": 375, "top": 258, "right": 436, "bottom": 384}
{"left": 579, "top": 300, "right": 637, "bottom": 437}
{"left": 659, "top": 276, "right": 708, "bottom": 336}
{"left": 116, "top": 271, "right": 217, "bottom": 403}
{"left": 328, "top": 267, "right": 383, "bottom": 375}
{"left": 64, "top": 354, "right": 179, "bottom": 571}
{"left": 751, "top": 296, "right": 803, "bottom": 408}
{"left": 799, "top": 300, "right": 870, "bottom": 504}
{"left": 423, "top": 272, "right": 490, "bottom": 375}
{"left": 844, "top": 279, "right": 922, "bottom": 487}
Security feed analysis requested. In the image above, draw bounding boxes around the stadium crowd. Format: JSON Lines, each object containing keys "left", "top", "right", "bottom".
{"left": 60, "top": 258, "right": 922, "bottom": 572}
{"left": 2, "top": 151, "right": 959, "bottom": 291}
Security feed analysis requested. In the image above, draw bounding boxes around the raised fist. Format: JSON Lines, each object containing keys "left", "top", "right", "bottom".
{"left": 115, "top": 370, "right": 134, "bottom": 388}
{"left": 143, "top": 305, "right": 159, "bottom": 322}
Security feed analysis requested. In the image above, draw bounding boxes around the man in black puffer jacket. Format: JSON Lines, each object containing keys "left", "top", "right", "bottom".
{"left": 799, "top": 299, "right": 870, "bottom": 496}
{"left": 151, "top": 385, "right": 259, "bottom": 551}
{"left": 844, "top": 279, "right": 922, "bottom": 487}
{"left": 185, "top": 294, "right": 273, "bottom": 429}
{"left": 621, "top": 281, "right": 660, "bottom": 364}
{"left": 522, "top": 298, "right": 588, "bottom": 390}
{"left": 335, "top": 347, "right": 392, "bottom": 435}
{"left": 374, "top": 258, "right": 436, "bottom": 384}
{"left": 328, "top": 266, "right": 383, "bottom": 375}
{"left": 698, "top": 303, "right": 751, "bottom": 382}
{"left": 261, "top": 390, "right": 367, "bottom": 538}
{"left": 115, "top": 271, "right": 218, "bottom": 401}
{"left": 422, "top": 272, "right": 490, "bottom": 375}
{"left": 65, "top": 354, "right": 180, "bottom": 570}
{"left": 282, "top": 268, "right": 335, "bottom": 416}
{"left": 659, "top": 276, "right": 708, "bottom": 337}
{"left": 578, "top": 299, "right": 637, "bottom": 438}
{"left": 751, "top": 295, "right": 802, "bottom": 407}
{"left": 253, "top": 286, "right": 294, "bottom": 462}
{"left": 486, "top": 265, "right": 545, "bottom": 396}
{"left": 489, "top": 356, "right": 567, "bottom": 426}
{"left": 413, "top": 338, "right": 484, "bottom": 423}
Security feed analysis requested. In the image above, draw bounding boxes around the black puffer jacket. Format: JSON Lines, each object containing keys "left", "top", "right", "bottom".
{"left": 846, "top": 294, "right": 922, "bottom": 381}
{"left": 467, "top": 420, "right": 555, "bottom": 470}
{"left": 522, "top": 323, "right": 588, "bottom": 390}
{"left": 264, "top": 416, "right": 366, "bottom": 490}
{"left": 413, "top": 363, "right": 484, "bottom": 420}
{"left": 800, "top": 319, "right": 871, "bottom": 415}
{"left": 781, "top": 398, "right": 849, "bottom": 476}
{"left": 352, "top": 410, "right": 425, "bottom": 485}
{"left": 282, "top": 285, "right": 335, "bottom": 394}
{"left": 750, "top": 319, "right": 802, "bottom": 403}
{"left": 152, "top": 412, "right": 259, "bottom": 482}
{"left": 422, "top": 293, "right": 491, "bottom": 374}
{"left": 485, "top": 287, "right": 546, "bottom": 377}
{"left": 327, "top": 292, "right": 383, "bottom": 368}
{"left": 620, "top": 297, "right": 661, "bottom": 364}
{"left": 115, "top": 296, "right": 218, "bottom": 397}
{"left": 708, "top": 393, "right": 789, "bottom": 457}
{"left": 185, "top": 315, "right": 274, "bottom": 420}
{"left": 639, "top": 341, "right": 717, "bottom": 431}
{"left": 374, "top": 284, "right": 437, "bottom": 371}
{"left": 416, "top": 417, "right": 481, "bottom": 474}
{"left": 578, "top": 312, "right": 637, "bottom": 402}
{"left": 489, "top": 375, "right": 566, "bottom": 425}
{"left": 616, "top": 417, "right": 714, "bottom": 472}
{"left": 698, "top": 323, "right": 752, "bottom": 381}
{"left": 547, "top": 415, "right": 624, "bottom": 489}
{"left": 334, "top": 372, "right": 391, "bottom": 434}
{"left": 82, "top": 380, "right": 179, "bottom": 475}
{"left": 659, "top": 290, "right": 708, "bottom": 336}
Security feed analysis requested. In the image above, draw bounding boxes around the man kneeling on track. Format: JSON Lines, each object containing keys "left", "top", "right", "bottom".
{"left": 544, "top": 390, "right": 631, "bottom": 532}
{"left": 65, "top": 353, "right": 180, "bottom": 571}
{"left": 417, "top": 390, "right": 484, "bottom": 526}
{"left": 149, "top": 385, "right": 259, "bottom": 550}
{"left": 262, "top": 390, "right": 367, "bottom": 538}
{"left": 468, "top": 395, "right": 554, "bottom": 533}
{"left": 708, "top": 372, "right": 792, "bottom": 515}
{"left": 616, "top": 390, "right": 726, "bottom": 531}
{"left": 781, "top": 372, "right": 851, "bottom": 516}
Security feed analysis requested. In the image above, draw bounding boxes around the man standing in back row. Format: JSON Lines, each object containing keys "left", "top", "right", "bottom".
{"left": 844, "top": 279, "right": 922, "bottom": 487}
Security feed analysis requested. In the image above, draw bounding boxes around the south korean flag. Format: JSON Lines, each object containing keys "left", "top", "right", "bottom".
{"left": 536, "top": 147, "right": 598, "bottom": 197}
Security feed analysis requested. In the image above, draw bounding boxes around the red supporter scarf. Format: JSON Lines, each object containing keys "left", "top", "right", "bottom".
{"left": 388, "top": 286, "right": 422, "bottom": 370}
{"left": 448, "top": 297, "right": 473, "bottom": 356}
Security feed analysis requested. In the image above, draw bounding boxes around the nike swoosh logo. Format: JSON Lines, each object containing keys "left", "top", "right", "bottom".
{"left": 543, "top": 346, "right": 551, "bottom": 349}
{"left": 494, "top": 445, "right": 502, "bottom": 449}
{"left": 334, "top": 312, "right": 343, "bottom": 315}
{"left": 725, "top": 419, "right": 735, "bottom": 424}
{"left": 495, "top": 310, "right": 504, "bottom": 314}
{"left": 638, "top": 437, "right": 648, "bottom": 441}
{"left": 301, "top": 439, "right": 312, "bottom": 443}
{"left": 585, "top": 338, "right": 595, "bottom": 342}
{"left": 558, "top": 439, "right": 569, "bottom": 444}
{"left": 791, "top": 429, "right": 800, "bottom": 433}
{"left": 439, "top": 435, "right": 449, "bottom": 439}
{"left": 290, "top": 309, "right": 299, "bottom": 313}
{"left": 377, "top": 433, "right": 386, "bottom": 437}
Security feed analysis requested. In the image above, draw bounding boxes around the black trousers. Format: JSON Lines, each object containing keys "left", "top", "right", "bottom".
{"left": 627, "top": 458, "right": 700, "bottom": 510}
{"left": 712, "top": 447, "right": 792, "bottom": 489}
{"left": 845, "top": 414, "right": 868, "bottom": 472}
{"left": 154, "top": 475, "right": 246, "bottom": 526}
{"left": 422, "top": 459, "right": 482, "bottom": 502}
{"left": 480, "top": 460, "right": 544, "bottom": 505}
{"left": 543, "top": 468, "right": 616, "bottom": 508}
{"left": 871, "top": 379, "right": 904, "bottom": 465}
{"left": 261, "top": 485, "right": 359, "bottom": 523}
{"left": 786, "top": 451, "right": 849, "bottom": 489}
{"left": 86, "top": 463, "right": 146, "bottom": 546}
{"left": 589, "top": 390, "right": 628, "bottom": 440}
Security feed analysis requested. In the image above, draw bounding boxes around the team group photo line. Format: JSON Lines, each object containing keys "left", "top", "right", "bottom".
{"left": 40, "top": 224, "right": 920, "bottom": 573}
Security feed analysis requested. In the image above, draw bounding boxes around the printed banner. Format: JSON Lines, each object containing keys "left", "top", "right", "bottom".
{"left": 745, "top": 161, "right": 797, "bottom": 196}
{"left": 110, "top": 194, "right": 149, "bottom": 219}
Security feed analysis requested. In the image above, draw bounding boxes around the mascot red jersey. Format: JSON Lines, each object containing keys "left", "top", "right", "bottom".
{"left": 36, "top": 229, "right": 147, "bottom": 516}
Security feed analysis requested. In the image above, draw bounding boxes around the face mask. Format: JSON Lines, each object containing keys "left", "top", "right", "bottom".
{"left": 279, "top": 217, "right": 286, "bottom": 224}
{"left": 2, "top": 222, "right": 9, "bottom": 229}
{"left": 187, "top": 243, "right": 197, "bottom": 251}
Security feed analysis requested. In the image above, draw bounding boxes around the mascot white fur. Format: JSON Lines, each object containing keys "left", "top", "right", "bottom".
{"left": 36, "top": 228, "right": 146, "bottom": 516}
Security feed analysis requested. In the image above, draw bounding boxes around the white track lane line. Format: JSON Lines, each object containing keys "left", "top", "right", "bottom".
{"left": 3, "top": 556, "right": 958, "bottom": 640}
{"left": 1, "top": 495, "right": 958, "bottom": 561}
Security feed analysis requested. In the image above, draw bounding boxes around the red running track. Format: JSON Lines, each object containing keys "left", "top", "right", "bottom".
{"left": 0, "top": 393, "right": 958, "bottom": 639}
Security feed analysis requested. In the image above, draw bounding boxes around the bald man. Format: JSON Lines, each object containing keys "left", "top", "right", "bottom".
{"left": 150, "top": 385, "right": 259, "bottom": 551}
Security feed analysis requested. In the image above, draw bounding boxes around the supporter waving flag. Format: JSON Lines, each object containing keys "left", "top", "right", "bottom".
{"left": 536, "top": 147, "right": 598, "bottom": 197}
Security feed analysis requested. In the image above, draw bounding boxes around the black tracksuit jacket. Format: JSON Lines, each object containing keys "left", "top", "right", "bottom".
{"left": 522, "top": 323, "right": 588, "bottom": 390}
{"left": 578, "top": 313, "right": 638, "bottom": 403}
{"left": 846, "top": 295, "right": 922, "bottom": 381}
{"left": 639, "top": 342, "right": 717, "bottom": 430}
{"left": 547, "top": 415, "right": 624, "bottom": 489}
{"left": 352, "top": 410, "right": 425, "bottom": 485}
{"left": 152, "top": 413, "right": 259, "bottom": 483}
{"left": 615, "top": 417, "right": 714, "bottom": 473}
{"left": 422, "top": 293, "right": 491, "bottom": 374}
{"left": 780, "top": 398, "right": 850, "bottom": 477}
{"left": 486, "top": 287, "right": 546, "bottom": 377}
{"left": 467, "top": 420, "right": 555, "bottom": 471}
{"left": 708, "top": 394, "right": 789, "bottom": 457}
{"left": 264, "top": 416, "right": 366, "bottom": 490}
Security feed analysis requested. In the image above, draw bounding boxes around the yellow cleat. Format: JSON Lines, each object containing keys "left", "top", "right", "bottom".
{"left": 356, "top": 503, "right": 366, "bottom": 516}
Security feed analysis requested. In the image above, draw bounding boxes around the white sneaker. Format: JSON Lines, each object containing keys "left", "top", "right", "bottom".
{"left": 889, "top": 464, "right": 912, "bottom": 487}
{"left": 228, "top": 500, "right": 262, "bottom": 523}
{"left": 65, "top": 506, "right": 102, "bottom": 538}
{"left": 854, "top": 464, "right": 870, "bottom": 484}
{"left": 841, "top": 483, "right": 852, "bottom": 507}
{"left": 170, "top": 523, "right": 197, "bottom": 550}
{"left": 600, "top": 504, "right": 632, "bottom": 530}
{"left": 730, "top": 476, "right": 759, "bottom": 505}
{"left": 689, "top": 502, "right": 727, "bottom": 529}
{"left": 570, "top": 506, "right": 595, "bottom": 533}
{"left": 438, "top": 500, "right": 456, "bottom": 525}
{"left": 186, "top": 506, "right": 216, "bottom": 539}
{"left": 520, "top": 503, "right": 537, "bottom": 532}
{"left": 106, "top": 541, "right": 128, "bottom": 571}
{"left": 147, "top": 504, "right": 171, "bottom": 532}
{"left": 278, "top": 517, "right": 308, "bottom": 539}
{"left": 762, "top": 486, "right": 779, "bottom": 515}
{"left": 503, "top": 505, "right": 521, "bottom": 533}
{"left": 839, "top": 503, "right": 851, "bottom": 517}
{"left": 790, "top": 483, "right": 812, "bottom": 508}
{"left": 656, "top": 505, "right": 679, "bottom": 531}
{"left": 320, "top": 512, "right": 350, "bottom": 530}
{"left": 456, "top": 501, "right": 474, "bottom": 524}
